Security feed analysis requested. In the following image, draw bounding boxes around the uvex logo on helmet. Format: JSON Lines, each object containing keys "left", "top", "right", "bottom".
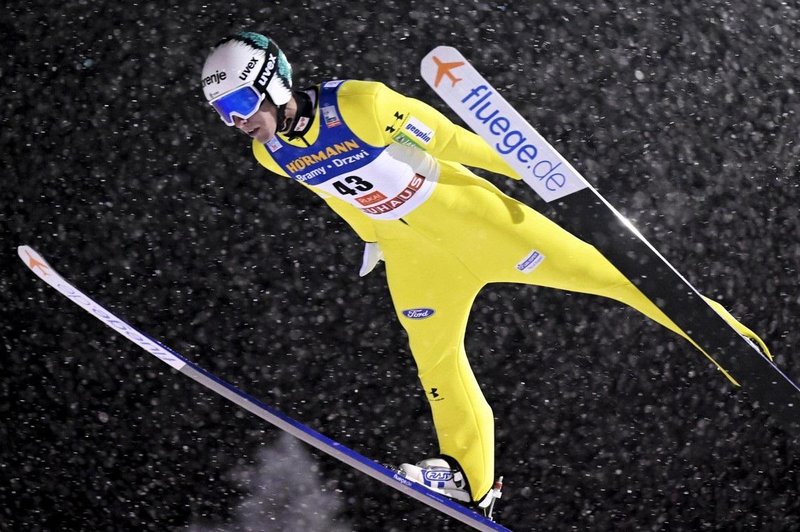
{"left": 258, "top": 53, "right": 277, "bottom": 86}
{"left": 239, "top": 56, "right": 259, "bottom": 81}
{"left": 201, "top": 32, "right": 293, "bottom": 106}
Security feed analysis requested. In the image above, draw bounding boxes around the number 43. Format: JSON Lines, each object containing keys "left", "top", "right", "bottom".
{"left": 333, "top": 175, "right": 373, "bottom": 196}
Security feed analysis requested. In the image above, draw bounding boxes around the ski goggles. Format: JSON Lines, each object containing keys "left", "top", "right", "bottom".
{"left": 209, "top": 84, "right": 265, "bottom": 126}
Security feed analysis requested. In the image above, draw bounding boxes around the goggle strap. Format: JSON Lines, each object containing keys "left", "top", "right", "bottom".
{"left": 252, "top": 40, "right": 282, "bottom": 99}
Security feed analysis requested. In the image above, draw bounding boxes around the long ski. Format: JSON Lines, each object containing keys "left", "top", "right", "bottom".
{"left": 421, "top": 46, "right": 800, "bottom": 435}
{"left": 18, "top": 245, "right": 510, "bottom": 532}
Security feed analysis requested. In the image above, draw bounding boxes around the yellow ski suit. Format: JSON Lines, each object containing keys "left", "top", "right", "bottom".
{"left": 252, "top": 80, "right": 767, "bottom": 501}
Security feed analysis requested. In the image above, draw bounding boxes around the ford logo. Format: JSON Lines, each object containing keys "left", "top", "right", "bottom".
{"left": 402, "top": 308, "right": 435, "bottom": 319}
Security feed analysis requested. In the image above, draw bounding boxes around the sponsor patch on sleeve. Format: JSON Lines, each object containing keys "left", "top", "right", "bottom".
{"left": 392, "top": 116, "right": 434, "bottom": 149}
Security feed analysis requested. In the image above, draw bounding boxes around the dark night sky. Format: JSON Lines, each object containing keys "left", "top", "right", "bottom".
{"left": 2, "top": 1, "right": 799, "bottom": 530}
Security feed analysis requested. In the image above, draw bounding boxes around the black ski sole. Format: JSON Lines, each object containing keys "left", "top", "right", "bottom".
{"left": 554, "top": 188, "right": 800, "bottom": 435}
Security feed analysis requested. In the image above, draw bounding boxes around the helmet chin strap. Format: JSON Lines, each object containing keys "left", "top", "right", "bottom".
{"left": 276, "top": 104, "right": 290, "bottom": 133}
{"left": 275, "top": 100, "right": 310, "bottom": 146}
{"left": 282, "top": 90, "right": 315, "bottom": 143}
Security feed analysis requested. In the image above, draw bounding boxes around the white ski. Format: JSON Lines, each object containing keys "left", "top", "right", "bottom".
{"left": 18, "top": 245, "right": 510, "bottom": 532}
{"left": 420, "top": 47, "right": 800, "bottom": 436}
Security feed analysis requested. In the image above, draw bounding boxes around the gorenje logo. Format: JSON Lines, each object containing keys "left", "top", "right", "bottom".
{"left": 202, "top": 70, "right": 227, "bottom": 87}
{"left": 421, "top": 46, "right": 588, "bottom": 203}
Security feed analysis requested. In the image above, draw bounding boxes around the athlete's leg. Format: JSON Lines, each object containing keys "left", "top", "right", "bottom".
{"left": 376, "top": 221, "right": 494, "bottom": 501}
{"left": 468, "top": 203, "right": 771, "bottom": 366}
{"left": 405, "top": 163, "right": 769, "bottom": 374}
{"left": 406, "top": 167, "right": 691, "bottom": 338}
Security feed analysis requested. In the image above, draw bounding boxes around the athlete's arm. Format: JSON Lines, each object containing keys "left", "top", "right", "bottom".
{"left": 342, "top": 81, "right": 521, "bottom": 180}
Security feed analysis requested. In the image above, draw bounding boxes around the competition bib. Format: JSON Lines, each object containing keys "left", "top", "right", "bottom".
{"left": 267, "top": 81, "right": 439, "bottom": 220}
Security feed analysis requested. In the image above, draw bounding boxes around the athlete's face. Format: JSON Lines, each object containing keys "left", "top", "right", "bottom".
{"left": 232, "top": 99, "right": 278, "bottom": 144}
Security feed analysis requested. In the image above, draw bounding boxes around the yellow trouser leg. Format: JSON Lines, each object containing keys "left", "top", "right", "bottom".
{"left": 703, "top": 297, "right": 772, "bottom": 360}
{"left": 373, "top": 162, "right": 770, "bottom": 500}
{"left": 404, "top": 167, "right": 768, "bottom": 384}
{"left": 378, "top": 220, "right": 495, "bottom": 501}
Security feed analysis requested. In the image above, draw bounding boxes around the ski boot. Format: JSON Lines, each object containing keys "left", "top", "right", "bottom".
{"left": 398, "top": 457, "right": 503, "bottom": 519}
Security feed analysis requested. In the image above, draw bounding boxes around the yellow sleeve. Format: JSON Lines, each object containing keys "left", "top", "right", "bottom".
{"left": 252, "top": 140, "right": 378, "bottom": 242}
{"left": 339, "top": 80, "right": 521, "bottom": 180}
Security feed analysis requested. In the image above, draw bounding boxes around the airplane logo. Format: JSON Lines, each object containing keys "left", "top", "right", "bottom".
{"left": 25, "top": 250, "right": 50, "bottom": 276}
{"left": 431, "top": 56, "right": 465, "bottom": 88}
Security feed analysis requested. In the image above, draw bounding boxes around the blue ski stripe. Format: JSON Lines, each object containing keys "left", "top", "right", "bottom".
{"left": 18, "top": 245, "right": 510, "bottom": 532}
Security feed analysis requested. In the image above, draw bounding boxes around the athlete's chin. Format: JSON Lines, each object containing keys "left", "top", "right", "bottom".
{"left": 252, "top": 128, "right": 274, "bottom": 144}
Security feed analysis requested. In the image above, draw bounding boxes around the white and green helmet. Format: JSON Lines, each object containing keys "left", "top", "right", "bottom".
{"left": 202, "top": 32, "right": 293, "bottom": 125}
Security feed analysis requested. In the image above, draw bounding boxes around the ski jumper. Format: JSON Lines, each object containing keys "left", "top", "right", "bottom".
{"left": 252, "top": 80, "right": 767, "bottom": 501}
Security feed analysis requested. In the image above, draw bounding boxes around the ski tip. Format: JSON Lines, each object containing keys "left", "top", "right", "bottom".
{"left": 18, "top": 245, "right": 54, "bottom": 277}
{"left": 18, "top": 245, "right": 36, "bottom": 263}
{"left": 421, "top": 45, "right": 463, "bottom": 67}
{"left": 420, "top": 46, "right": 470, "bottom": 90}
{"left": 424, "top": 45, "right": 459, "bottom": 57}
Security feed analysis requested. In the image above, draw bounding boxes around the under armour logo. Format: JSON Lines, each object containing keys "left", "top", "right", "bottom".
{"left": 428, "top": 388, "right": 439, "bottom": 398}
{"left": 386, "top": 111, "right": 405, "bottom": 134}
